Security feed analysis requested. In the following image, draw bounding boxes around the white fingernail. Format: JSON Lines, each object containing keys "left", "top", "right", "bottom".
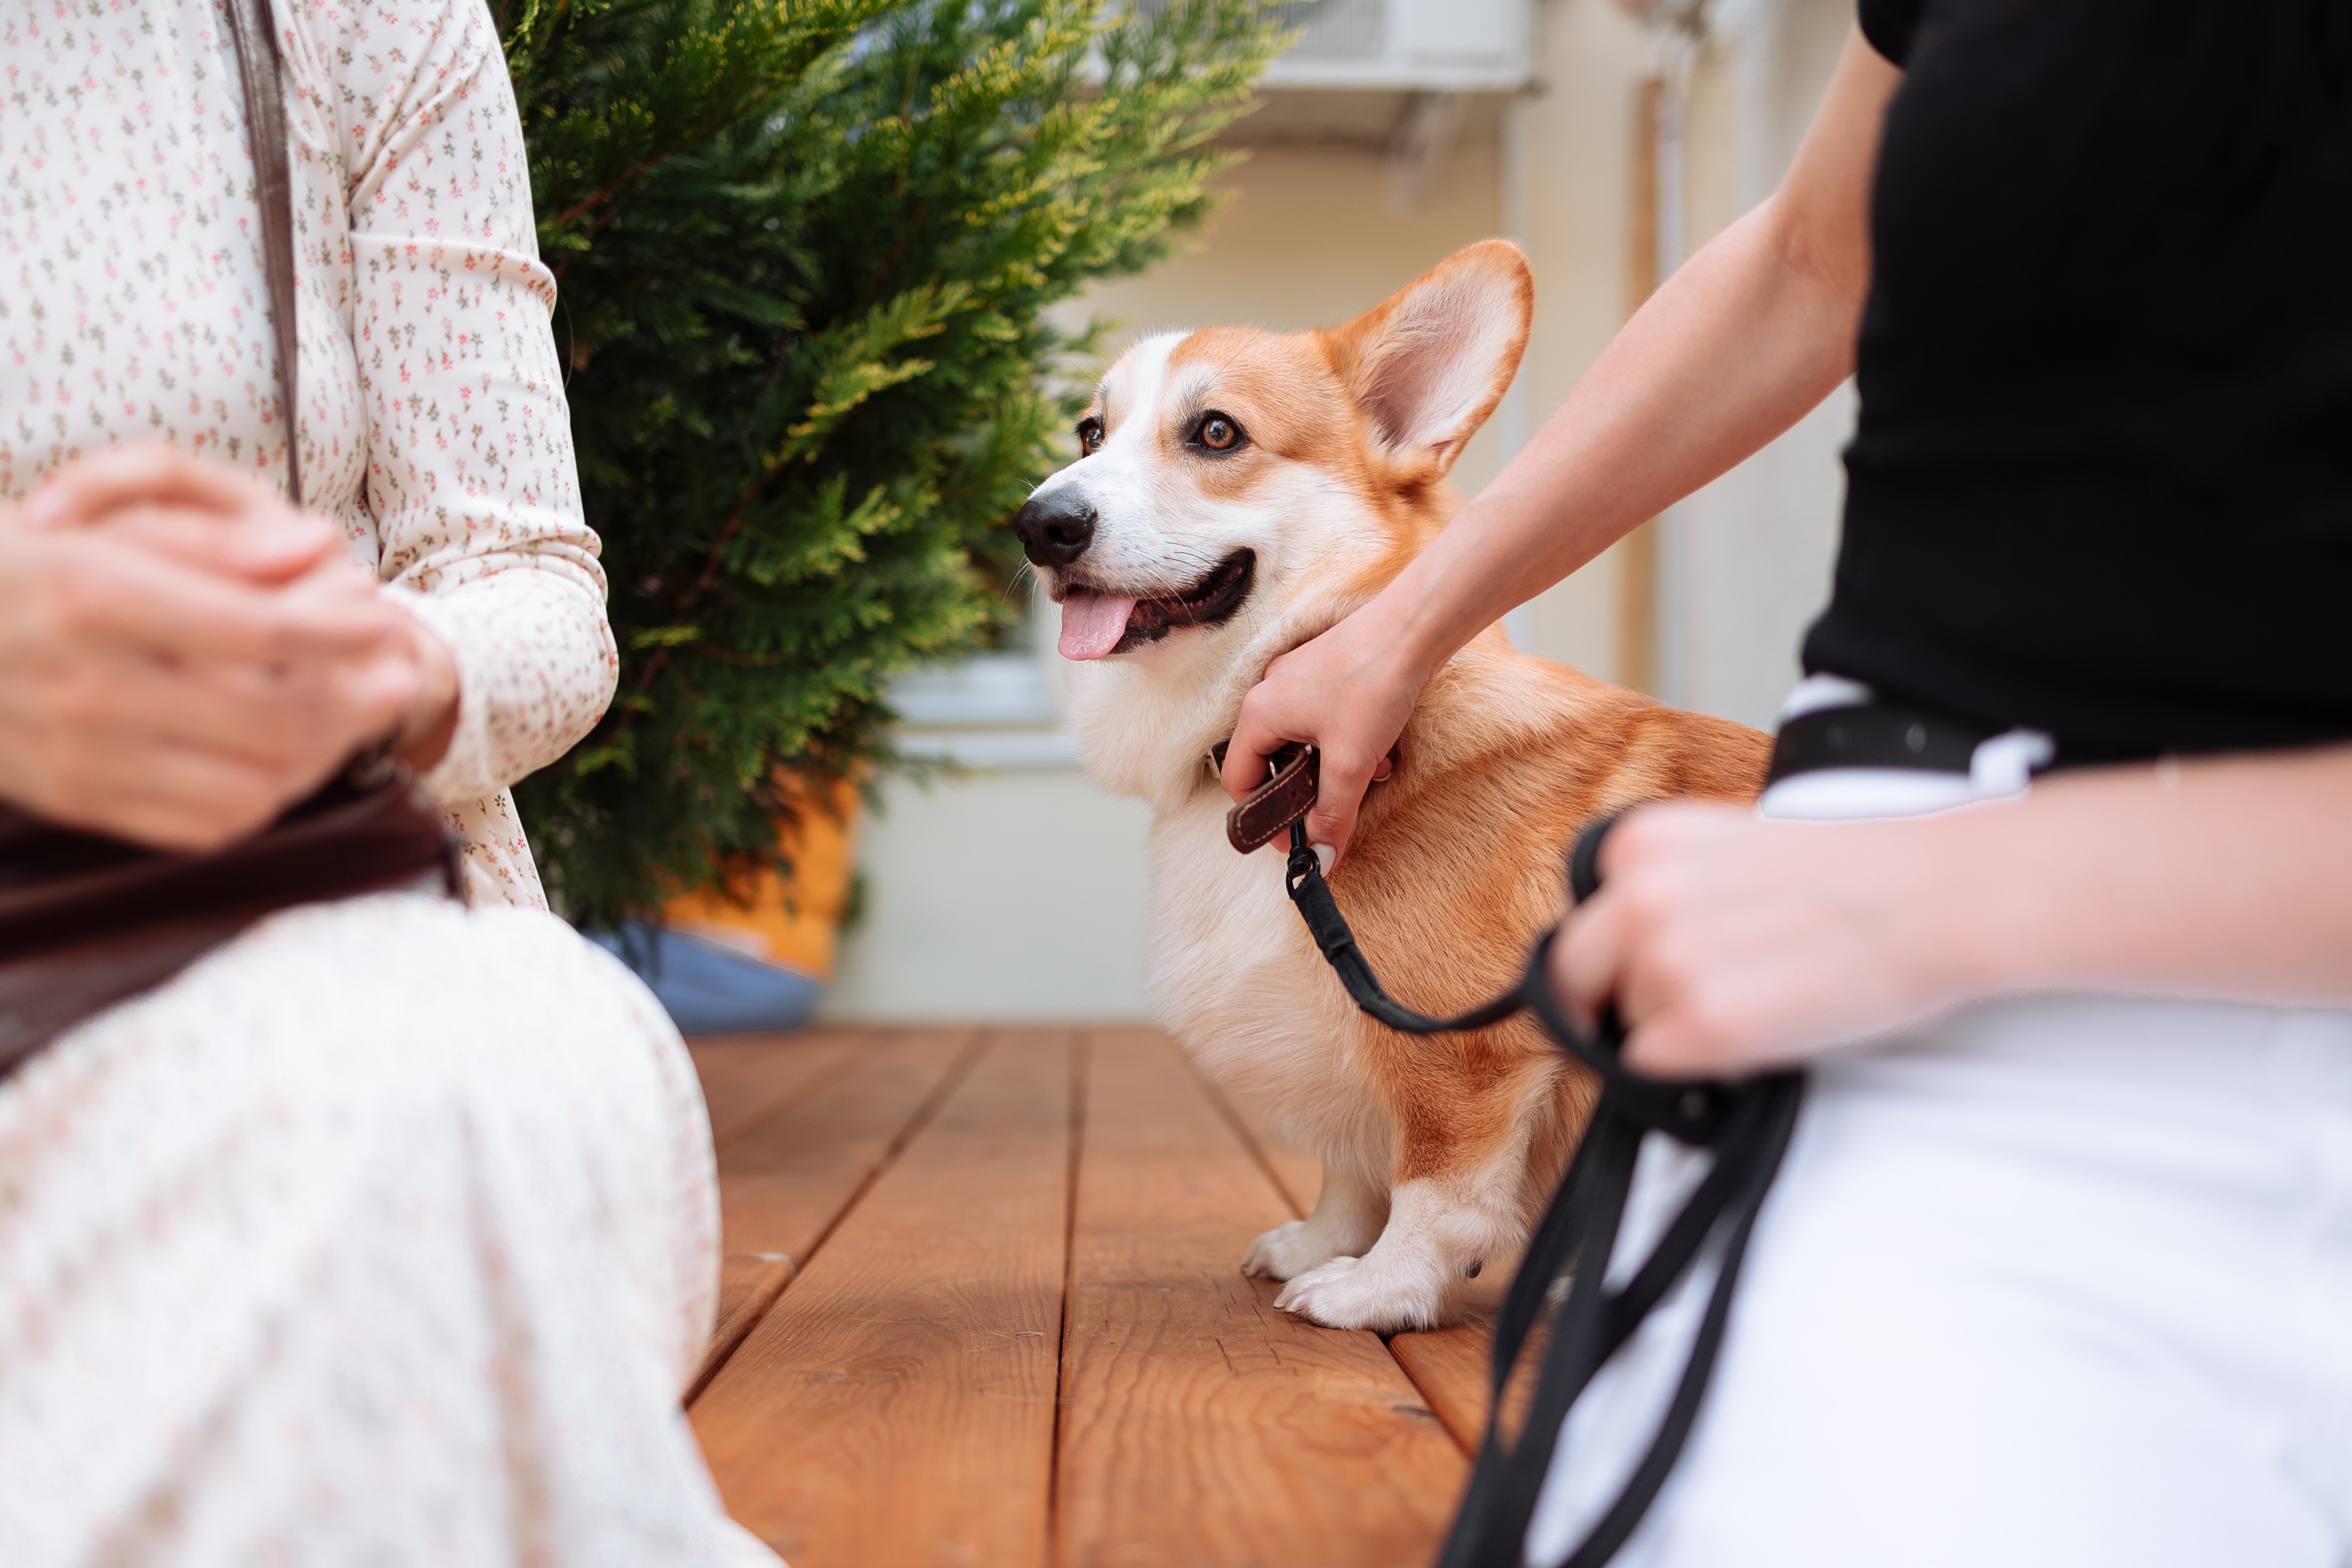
{"left": 1312, "top": 843, "right": 1335, "bottom": 875}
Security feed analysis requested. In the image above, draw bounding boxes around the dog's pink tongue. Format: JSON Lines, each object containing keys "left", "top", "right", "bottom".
{"left": 1057, "top": 589, "right": 1137, "bottom": 660}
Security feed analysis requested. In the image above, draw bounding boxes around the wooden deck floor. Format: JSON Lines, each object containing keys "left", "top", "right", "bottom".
{"left": 686, "top": 1025, "right": 1499, "bottom": 1568}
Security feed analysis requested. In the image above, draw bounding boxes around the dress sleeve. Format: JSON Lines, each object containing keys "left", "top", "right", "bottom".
{"left": 1858, "top": 0, "right": 1924, "bottom": 65}
{"left": 314, "top": 0, "right": 617, "bottom": 805}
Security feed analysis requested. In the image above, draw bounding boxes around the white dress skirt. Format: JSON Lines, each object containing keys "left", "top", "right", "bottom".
{"left": 0, "top": 896, "right": 778, "bottom": 1568}
{"left": 1524, "top": 691, "right": 2352, "bottom": 1568}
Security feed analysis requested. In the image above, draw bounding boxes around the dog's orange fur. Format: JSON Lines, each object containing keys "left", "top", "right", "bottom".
{"left": 1041, "top": 241, "right": 1769, "bottom": 1330}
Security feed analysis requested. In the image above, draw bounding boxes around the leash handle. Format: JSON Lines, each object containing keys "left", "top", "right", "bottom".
{"left": 1437, "top": 920, "right": 1806, "bottom": 1568}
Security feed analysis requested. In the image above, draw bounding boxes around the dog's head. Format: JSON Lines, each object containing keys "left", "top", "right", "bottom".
{"left": 1013, "top": 241, "right": 1533, "bottom": 687}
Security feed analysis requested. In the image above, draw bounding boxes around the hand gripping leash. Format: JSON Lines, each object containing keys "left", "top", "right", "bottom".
{"left": 1227, "top": 745, "right": 1805, "bottom": 1568}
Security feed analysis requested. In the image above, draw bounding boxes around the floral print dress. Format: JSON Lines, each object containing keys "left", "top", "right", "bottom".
{"left": 0, "top": 2, "right": 773, "bottom": 1563}
{"left": 0, "top": 0, "right": 616, "bottom": 907}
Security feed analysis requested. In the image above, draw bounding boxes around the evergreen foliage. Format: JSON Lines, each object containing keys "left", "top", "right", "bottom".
{"left": 492, "top": 0, "right": 1287, "bottom": 924}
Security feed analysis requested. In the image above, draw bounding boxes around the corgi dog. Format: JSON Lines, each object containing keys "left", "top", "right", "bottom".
{"left": 1013, "top": 241, "right": 1770, "bottom": 1331}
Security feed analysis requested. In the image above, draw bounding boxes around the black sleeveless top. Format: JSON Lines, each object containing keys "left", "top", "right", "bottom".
{"left": 1803, "top": 0, "right": 2352, "bottom": 762}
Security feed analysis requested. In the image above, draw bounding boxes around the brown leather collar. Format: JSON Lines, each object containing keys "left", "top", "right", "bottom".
{"left": 1211, "top": 741, "right": 1320, "bottom": 854}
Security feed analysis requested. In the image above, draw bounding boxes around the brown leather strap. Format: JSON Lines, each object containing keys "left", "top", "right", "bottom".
{"left": 0, "top": 765, "right": 462, "bottom": 1074}
{"left": 225, "top": 0, "right": 301, "bottom": 505}
{"left": 1215, "top": 741, "right": 1322, "bottom": 854}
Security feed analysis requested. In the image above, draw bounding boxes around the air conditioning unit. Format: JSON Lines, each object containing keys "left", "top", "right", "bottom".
{"left": 1261, "top": 0, "right": 1535, "bottom": 91}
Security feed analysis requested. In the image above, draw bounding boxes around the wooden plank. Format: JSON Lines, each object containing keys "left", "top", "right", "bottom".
{"left": 691, "top": 1027, "right": 874, "bottom": 1152}
{"left": 704, "top": 1256, "right": 796, "bottom": 1397}
{"left": 693, "top": 1030, "right": 1074, "bottom": 1568}
{"left": 1389, "top": 1306, "right": 1499, "bottom": 1456}
{"left": 691, "top": 1027, "right": 982, "bottom": 1395}
{"left": 1194, "top": 1069, "right": 1322, "bottom": 1221}
{"left": 1057, "top": 1027, "right": 1467, "bottom": 1568}
{"left": 712, "top": 1027, "right": 978, "bottom": 1260}
{"left": 1180, "top": 1036, "right": 1512, "bottom": 1460}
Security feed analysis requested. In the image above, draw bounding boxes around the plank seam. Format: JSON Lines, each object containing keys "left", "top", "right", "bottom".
{"left": 686, "top": 1026, "right": 994, "bottom": 1405}
{"left": 1387, "top": 1343, "right": 1484, "bottom": 1458}
{"left": 683, "top": 1257, "right": 797, "bottom": 1406}
{"left": 709, "top": 1031, "right": 891, "bottom": 1159}
{"left": 1189, "top": 1066, "right": 1308, "bottom": 1221}
{"left": 1186, "top": 1046, "right": 1489, "bottom": 1459}
{"left": 1046, "top": 1030, "right": 1089, "bottom": 1568}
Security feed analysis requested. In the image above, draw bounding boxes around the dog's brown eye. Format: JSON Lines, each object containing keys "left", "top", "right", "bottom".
{"left": 1077, "top": 419, "right": 1104, "bottom": 455}
{"left": 1196, "top": 412, "right": 1242, "bottom": 452}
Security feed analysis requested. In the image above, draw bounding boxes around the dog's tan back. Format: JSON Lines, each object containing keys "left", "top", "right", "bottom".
{"left": 1015, "top": 240, "right": 1769, "bottom": 1329}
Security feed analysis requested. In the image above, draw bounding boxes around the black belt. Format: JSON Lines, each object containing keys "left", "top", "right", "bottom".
{"left": 1764, "top": 700, "right": 1992, "bottom": 786}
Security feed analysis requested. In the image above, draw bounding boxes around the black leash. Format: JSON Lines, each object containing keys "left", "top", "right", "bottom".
{"left": 1276, "top": 811, "right": 1805, "bottom": 1568}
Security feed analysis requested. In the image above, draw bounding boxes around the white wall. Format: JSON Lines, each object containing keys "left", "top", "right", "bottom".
{"left": 823, "top": 766, "right": 1155, "bottom": 1019}
{"left": 1654, "top": 0, "right": 1853, "bottom": 729}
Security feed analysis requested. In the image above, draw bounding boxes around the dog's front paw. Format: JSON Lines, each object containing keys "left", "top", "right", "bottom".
{"left": 1273, "top": 1254, "right": 1446, "bottom": 1332}
{"left": 1242, "top": 1219, "right": 1350, "bottom": 1281}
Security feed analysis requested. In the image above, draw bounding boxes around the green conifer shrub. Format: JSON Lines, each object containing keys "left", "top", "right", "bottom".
{"left": 493, "top": 0, "right": 1286, "bottom": 924}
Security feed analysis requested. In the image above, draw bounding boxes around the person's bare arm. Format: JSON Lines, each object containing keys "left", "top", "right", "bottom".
{"left": 1560, "top": 744, "right": 2352, "bottom": 1077}
{"left": 1223, "top": 28, "right": 1902, "bottom": 859}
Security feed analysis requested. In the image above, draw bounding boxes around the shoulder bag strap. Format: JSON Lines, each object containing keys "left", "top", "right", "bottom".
{"left": 224, "top": 0, "right": 302, "bottom": 506}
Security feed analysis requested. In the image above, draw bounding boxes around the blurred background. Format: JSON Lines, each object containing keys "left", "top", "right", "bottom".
{"left": 821, "top": 0, "right": 1854, "bottom": 1020}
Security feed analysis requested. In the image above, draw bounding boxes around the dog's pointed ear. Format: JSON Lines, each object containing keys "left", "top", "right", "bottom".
{"left": 1318, "top": 240, "right": 1532, "bottom": 476}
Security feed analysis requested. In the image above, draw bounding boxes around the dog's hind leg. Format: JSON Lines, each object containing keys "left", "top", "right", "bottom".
{"left": 1240, "top": 1160, "right": 1388, "bottom": 1282}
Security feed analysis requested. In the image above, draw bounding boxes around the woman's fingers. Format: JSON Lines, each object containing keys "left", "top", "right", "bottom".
{"left": 44, "top": 532, "right": 403, "bottom": 673}
{"left": 100, "top": 507, "right": 338, "bottom": 585}
{"left": 1221, "top": 686, "right": 1376, "bottom": 864}
{"left": 1550, "top": 802, "right": 1950, "bottom": 1078}
{"left": 1219, "top": 681, "right": 1297, "bottom": 803}
{"left": 5, "top": 732, "right": 328, "bottom": 852}
{"left": 1553, "top": 894, "right": 1625, "bottom": 1037}
{"left": 0, "top": 528, "right": 423, "bottom": 848}
{"left": 1299, "top": 748, "right": 1376, "bottom": 866}
{"left": 25, "top": 442, "right": 274, "bottom": 527}
{"left": 1220, "top": 617, "right": 1422, "bottom": 865}
{"left": 27, "top": 443, "right": 333, "bottom": 584}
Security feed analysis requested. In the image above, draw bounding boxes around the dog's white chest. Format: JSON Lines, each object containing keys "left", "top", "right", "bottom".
{"left": 1143, "top": 791, "right": 1380, "bottom": 1164}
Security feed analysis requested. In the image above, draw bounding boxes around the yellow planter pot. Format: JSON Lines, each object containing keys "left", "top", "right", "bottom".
{"left": 660, "top": 776, "right": 861, "bottom": 982}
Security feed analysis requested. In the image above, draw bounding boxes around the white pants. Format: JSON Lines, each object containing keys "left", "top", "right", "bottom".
{"left": 1528, "top": 778, "right": 2352, "bottom": 1565}
{"left": 0, "top": 896, "right": 778, "bottom": 1568}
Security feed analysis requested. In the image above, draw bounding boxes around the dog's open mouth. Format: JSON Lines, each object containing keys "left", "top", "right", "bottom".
{"left": 1056, "top": 550, "right": 1254, "bottom": 660}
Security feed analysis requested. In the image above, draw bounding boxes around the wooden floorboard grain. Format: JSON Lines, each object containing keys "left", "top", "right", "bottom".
{"left": 693, "top": 1030, "right": 1074, "bottom": 1568}
{"left": 1387, "top": 1309, "right": 1498, "bottom": 1457}
{"left": 703, "top": 1256, "right": 795, "bottom": 1400}
{"left": 691, "top": 1027, "right": 873, "bottom": 1153}
{"left": 1179, "top": 1036, "right": 1505, "bottom": 1463}
{"left": 1056, "top": 1027, "right": 1468, "bottom": 1568}
{"left": 1198, "top": 1074, "right": 1323, "bottom": 1222}
{"left": 693, "top": 1027, "right": 982, "bottom": 1393}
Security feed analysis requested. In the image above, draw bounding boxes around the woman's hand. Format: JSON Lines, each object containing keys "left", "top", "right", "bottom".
{"left": 1553, "top": 802, "right": 1976, "bottom": 1078}
{"left": 1554, "top": 745, "right": 2352, "bottom": 1077}
{"left": 25, "top": 445, "right": 463, "bottom": 774}
{"left": 0, "top": 447, "right": 448, "bottom": 850}
{"left": 1219, "top": 600, "right": 1410, "bottom": 864}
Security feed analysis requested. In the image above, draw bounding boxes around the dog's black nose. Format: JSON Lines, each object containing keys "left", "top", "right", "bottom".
{"left": 1012, "top": 490, "right": 1096, "bottom": 567}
